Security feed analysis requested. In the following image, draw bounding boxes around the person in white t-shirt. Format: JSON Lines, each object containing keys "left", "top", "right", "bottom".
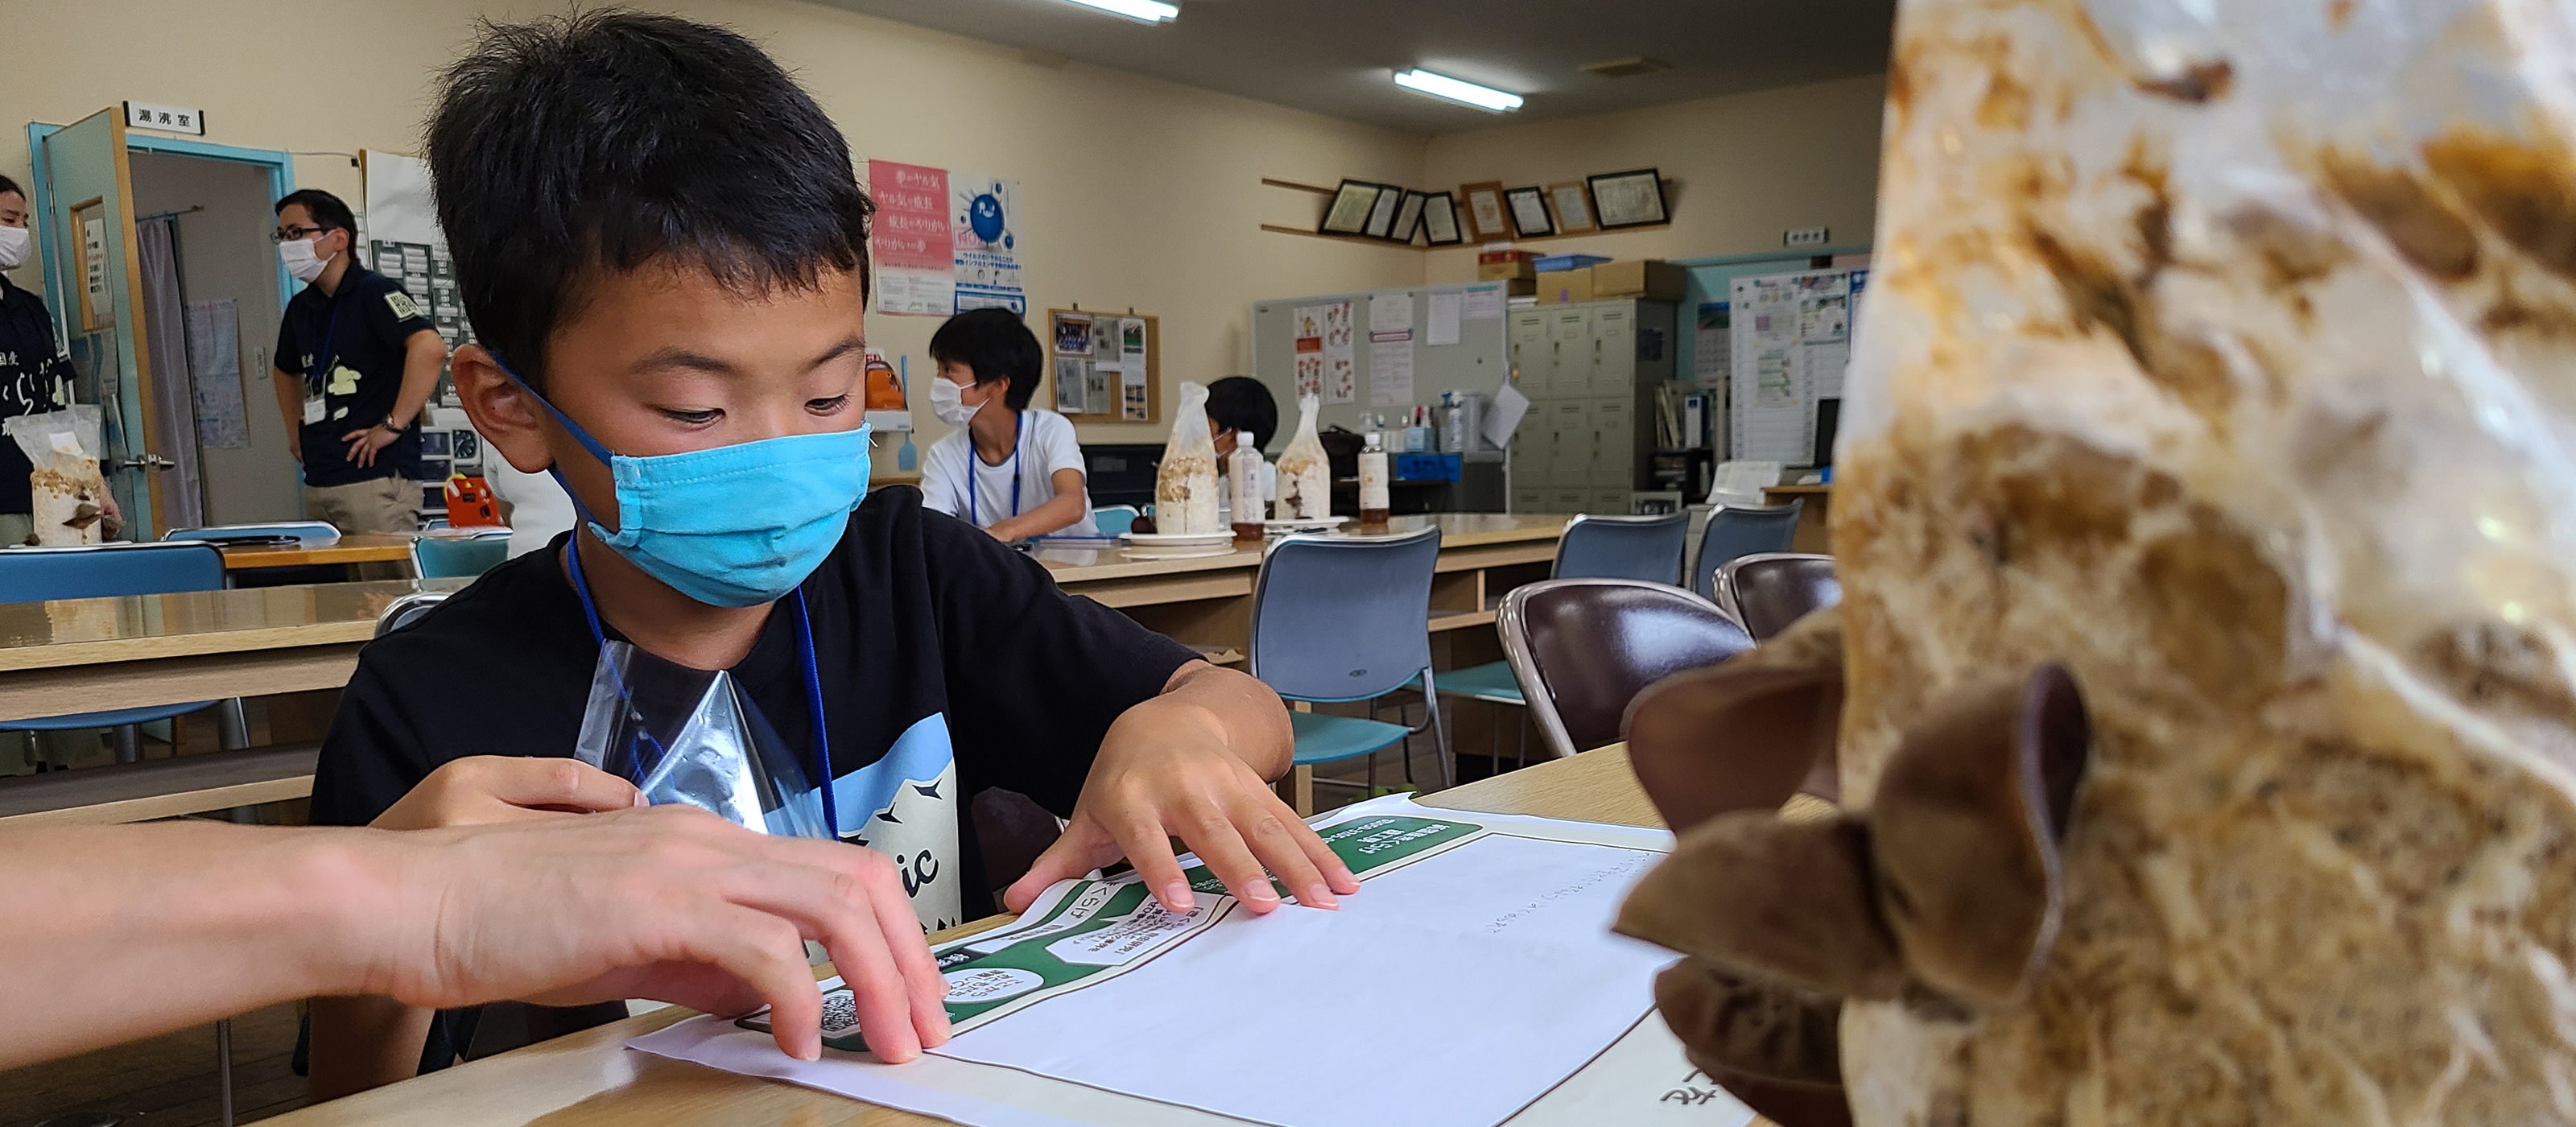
{"left": 477, "top": 448, "right": 576, "bottom": 558}
{"left": 919, "top": 309, "right": 1093, "bottom": 539}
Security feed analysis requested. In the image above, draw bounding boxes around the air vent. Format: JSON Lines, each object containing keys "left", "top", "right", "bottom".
{"left": 1580, "top": 57, "right": 1670, "bottom": 79}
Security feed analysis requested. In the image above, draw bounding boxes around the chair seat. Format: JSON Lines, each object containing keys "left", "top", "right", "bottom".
{"left": 1411, "top": 661, "right": 1524, "bottom": 705}
{"left": 1289, "top": 711, "right": 1413, "bottom": 766}
{"left": 3, "top": 701, "right": 215, "bottom": 731}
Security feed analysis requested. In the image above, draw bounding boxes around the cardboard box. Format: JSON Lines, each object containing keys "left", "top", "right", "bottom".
{"left": 1505, "top": 277, "right": 1536, "bottom": 296}
{"left": 1476, "top": 250, "right": 1536, "bottom": 281}
{"left": 1589, "top": 258, "right": 1689, "bottom": 301}
{"left": 1536, "top": 267, "right": 1592, "bottom": 304}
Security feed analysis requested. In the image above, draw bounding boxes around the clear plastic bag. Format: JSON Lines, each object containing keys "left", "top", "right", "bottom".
{"left": 3, "top": 405, "right": 109, "bottom": 546}
{"left": 1274, "top": 393, "right": 1331, "bottom": 521}
{"left": 574, "top": 639, "right": 833, "bottom": 839}
{"left": 1155, "top": 381, "right": 1220, "bottom": 534}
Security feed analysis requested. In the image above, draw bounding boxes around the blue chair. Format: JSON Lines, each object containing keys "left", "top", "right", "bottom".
{"left": 1249, "top": 526, "right": 1450, "bottom": 811}
{"left": 412, "top": 530, "right": 510, "bottom": 580}
{"left": 1092, "top": 505, "right": 1141, "bottom": 536}
{"left": 1554, "top": 512, "right": 1689, "bottom": 585}
{"left": 0, "top": 541, "right": 238, "bottom": 762}
{"left": 163, "top": 521, "right": 340, "bottom": 543}
{"left": 1690, "top": 501, "right": 1804, "bottom": 601}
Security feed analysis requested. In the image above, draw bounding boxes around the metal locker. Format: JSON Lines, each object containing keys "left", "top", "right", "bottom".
{"left": 1546, "top": 308, "right": 1593, "bottom": 398}
{"left": 1591, "top": 398, "right": 1635, "bottom": 486}
{"left": 1589, "top": 305, "right": 1636, "bottom": 394}
{"left": 1550, "top": 489, "right": 1591, "bottom": 514}
{"left": 1591, "top": 489, "right": 1634, "bottom": 515}
{"left": 1548, "top": 400, "right": 1591, "bottom": 487}
{"left": 1511, "top": 488, "right": 1546, "bottom": 514}
{"left": 1509, "top": 312, "right": 1552, "bottom": 390}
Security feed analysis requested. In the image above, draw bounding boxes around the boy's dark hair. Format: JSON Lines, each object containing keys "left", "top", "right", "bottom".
{"left": 1205, "top": 376, "right": 1278, "bottom": 451}
{"left": 928, "top": 308, "right": 1042, "bottom": 411}
{"left": 0, "top": 174, "right": 22, "bottom": 199}
{"left": 274, "top": 188, "right": 357, "bottom": 235}
{"left": 426, "top": 10, "right": 874, "bottom": 390}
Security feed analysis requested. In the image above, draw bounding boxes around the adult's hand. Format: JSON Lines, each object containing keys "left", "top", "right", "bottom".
{"left": 370, "top": 755, "right": 640, "bottom": 831}
{"left": 343, "top": 423, "right": 401, "bottom": 467}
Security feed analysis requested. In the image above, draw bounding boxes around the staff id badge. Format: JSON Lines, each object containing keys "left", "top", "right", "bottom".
{"left": 302, "top": 394, "right": 324, "bottom": 425}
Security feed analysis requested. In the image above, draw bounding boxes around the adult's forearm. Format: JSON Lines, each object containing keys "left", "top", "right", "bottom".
{"left": 0, "top": 823, "right": 390, "bottom": 1068}
{"left": 272, "top": 368, "right": 307, "bottom": 452}
{"left": 1157, "top": 662, "right": 1295, "bottom": 781}
{"left": 390, "top": 338, "right": 447, "bottom": 430}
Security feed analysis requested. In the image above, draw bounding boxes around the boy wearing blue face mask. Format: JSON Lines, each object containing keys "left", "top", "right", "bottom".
{"left": 303, "top": 10, "right": 1356, "bottom": 1094}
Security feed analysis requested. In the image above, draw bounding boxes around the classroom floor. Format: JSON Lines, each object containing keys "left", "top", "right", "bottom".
{"left": 0, "top": 1003, "right": 310, "bottom": 1127}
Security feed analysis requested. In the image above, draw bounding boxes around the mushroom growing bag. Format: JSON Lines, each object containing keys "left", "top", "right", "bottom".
{"left": 1612, "top": 0, "right": 2576, "bottom": 1124}
{"left": 1274, "top": 393, "right": 1331, "bottom": 521}
{"left": 5, "top": 405, "right": 109, "bottom": 546}
{"left": 1155, "top": 381, "right": 1220, "bottom": 535}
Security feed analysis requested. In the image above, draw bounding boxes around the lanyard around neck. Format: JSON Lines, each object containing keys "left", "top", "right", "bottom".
{"left": 562, "top": 538, "right": 839, "bottom": 837}
{"left": 964, "top": 411, "right": 1026, "bottom": 527}
{"left": 306, "top": 287, "right": 349, "bottom": 393}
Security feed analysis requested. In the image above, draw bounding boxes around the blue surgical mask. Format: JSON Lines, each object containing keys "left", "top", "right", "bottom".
{"left": 491, "top": 353, "right": 870, "bottom": 608}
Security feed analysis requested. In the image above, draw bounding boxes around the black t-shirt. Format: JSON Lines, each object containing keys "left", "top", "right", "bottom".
{"left": 0, "top": 275, "right": 76, "bottom": 516}
{"left": 275, "top": 265, "right": 434, "bottom": 487}
{"left": 312, "top": 485, "right": 1199, "bottom": 930}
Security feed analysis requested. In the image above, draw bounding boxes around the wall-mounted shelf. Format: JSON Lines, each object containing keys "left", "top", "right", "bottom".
{"left": 1259, "top": 175, "right": 1674, "bottom": 250}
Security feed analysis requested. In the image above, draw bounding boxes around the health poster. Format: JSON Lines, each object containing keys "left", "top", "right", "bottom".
{"left": 951, "top": 171, "right": 1024, "bottom": 315}
{"left": 636, "top": 795, "right": 1749, "bottom": 1127}
{"left": 868, "top": 160, "right": 955, "bottom": 317}
{"left": 1292, "top": 304, "right": 1327, "bottom": 398}
{"left": 1323, "top": 299, "right": 1356, "bottom": 404}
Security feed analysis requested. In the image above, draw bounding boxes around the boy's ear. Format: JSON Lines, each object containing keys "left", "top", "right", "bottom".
{"left": 452, "top": 343, "right": 555, "bottom": 476}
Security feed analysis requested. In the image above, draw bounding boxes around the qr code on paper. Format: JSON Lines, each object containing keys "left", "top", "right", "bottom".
{"left": 817, "top": 987, "right": 860, "bottom": 1034}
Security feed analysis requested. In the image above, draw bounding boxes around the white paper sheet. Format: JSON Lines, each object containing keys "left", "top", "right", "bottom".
{"left": 1369, "top": 339, "right": 1414, "bottom": 407}
{"left": 1484, "top": 382, "right": 1532, "bottom": 449}
{"left": 1427, "top": 291, "right": 1463, "bottom": 347}
{"left": 1370, "top": 291, "right": 1415, "bottom": 334}
{"left": 630, "top": 796, "right": 1748, "bottom": 1127}
{"left": 1462, "top": 285, "right": 1506, "bottom": 320}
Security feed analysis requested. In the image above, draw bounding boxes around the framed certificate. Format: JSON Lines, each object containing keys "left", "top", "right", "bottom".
{"left": 1319, "top": 180, "right": 1381, "bottom": 236}
{"left": 1547, "top": 181, "right": 1598, "bottom": 234}
{"left": 1420, "top": 192, "right": 1463, "bottom": 246}
{"left": 1361, "top": 183, "right": 1405, "bottom": 239}
{"left": 1505, "top": 186, "right": 1554, "bottom": 237}
{"left": 1587, "top": 168, "right": 1669, "bottom": 229}
{"left": 1389, "top": 190, "right": 1430, "bottom": 243}
{"left": 1458, "top": 180, "right": 1512, "bottom": 242}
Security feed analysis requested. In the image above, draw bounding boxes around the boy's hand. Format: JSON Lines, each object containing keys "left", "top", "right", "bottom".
{"left": 371, "top": 756, "right": 641, "bottom": 831}
{"left": 1003, "top": 693, "right": 1359, "bottom": 917}
{"left": 373, "top": 804, "right": 953, "bottom": 1063}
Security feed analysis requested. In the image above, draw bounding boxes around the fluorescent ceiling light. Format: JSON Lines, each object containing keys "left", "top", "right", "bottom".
{"left": 1056, "top": 0, "right": 1178, "bottom": 23}
{"left": 1393, "top": 68, "right": 1524, "bottom": 113}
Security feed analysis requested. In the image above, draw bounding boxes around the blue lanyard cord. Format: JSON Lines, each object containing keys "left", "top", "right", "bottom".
{"left": 964, "top": 411, "right": 1026, "bottom": 527}
{"left": 562, "top": 535, "right": 839, "bottom": 839}
{"left": 306, "top": 289, "right": 348, "bottom": 394}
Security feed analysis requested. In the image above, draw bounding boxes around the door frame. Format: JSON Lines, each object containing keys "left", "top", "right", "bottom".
{"left": 25, "top": 122, "right": 299, "bottom": 531}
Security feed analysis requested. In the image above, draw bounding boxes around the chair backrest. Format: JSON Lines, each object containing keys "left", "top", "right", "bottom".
{"left": 411, "top": 532, "right": 510, "bottom": 580}
{"left": 163, "top": 521, "right": 339, "bottom": 543}
{"left": 377, "top": 592, "right": 452, "bottom": 637}
{"left": 1092, "top": 505, "right": 1140, "bottom": 536}
{"left": 1719, "top": 552, "right": 1841, "bottom": 640}
{"left": 1497, "top": 578, "right": 1753, "bottom": 760}
{"left": 1553, "top": 512, "right": 1687, "bottom": 585}
{"left": 1690, "top": 501, "right": 1802, "bottom": 600}
{"left": 0, "top": 541, "right": 227, "bottom": 603}
{"left": 1248, "top": 525, "right": 1441, "bottom": 703}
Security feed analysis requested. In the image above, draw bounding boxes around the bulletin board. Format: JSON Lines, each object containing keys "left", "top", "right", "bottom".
{"left": 1247, "top": 283, "right": 1510, "bottom": 449}
{"left": 1045, "top": 308, "right": 1162, "bottom": 423}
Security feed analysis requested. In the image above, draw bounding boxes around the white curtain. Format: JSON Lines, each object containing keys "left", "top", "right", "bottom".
{"left": 134, "top": 217, "right": 206, "bottom": 529}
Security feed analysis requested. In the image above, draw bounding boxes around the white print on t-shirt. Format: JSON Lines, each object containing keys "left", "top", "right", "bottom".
{"left": 832, "top": 712, "right": 962, "bottom": 931}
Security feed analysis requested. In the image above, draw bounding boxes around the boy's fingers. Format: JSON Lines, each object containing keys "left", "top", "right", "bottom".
{"left": 1001, "top": 830, "right": 1113, "bottom": 914}
{"left": 460, "top": 758, "right": 641, "bottom": 814}
{"left": 683, "top": 908, "right": 824, "bottom": 1061}
{"left": 1105, "top": 815, "right": 1197, "bottom": 914}
{"left": 1273, "top": 795, "right": 1361, "bottom": 897}
{"left": 1228, "top": 795, "right": 1337, "bottom": 909}
{"left": 857, "top": 863, "right": 953, "bottom": 1048}
{"left": 1171, "top": 805, "right": 1278, "bottom": 914}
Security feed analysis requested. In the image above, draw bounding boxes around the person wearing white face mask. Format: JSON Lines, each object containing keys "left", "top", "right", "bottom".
{"left": 0, "top": 173, "right": 114, "bottom": 550}
{"left": 918, "top": 308, "right": 1095, "bottom": 540}
{"left": 267, "top": 188, "right": 449, "bottom": 546}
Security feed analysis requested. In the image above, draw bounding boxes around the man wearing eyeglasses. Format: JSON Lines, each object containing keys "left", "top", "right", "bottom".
{"left": 269, "top": 188, "right": 448, "bottom": 544}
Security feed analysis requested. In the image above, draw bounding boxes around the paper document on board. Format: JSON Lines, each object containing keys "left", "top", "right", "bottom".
{"left": 630, "top": 795, "right": 1751, "bottom": 1127}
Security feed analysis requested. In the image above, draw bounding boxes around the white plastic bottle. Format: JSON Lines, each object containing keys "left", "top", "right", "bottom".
{"left": 1358, "top": 429, "right": 1391, "bottom": 525}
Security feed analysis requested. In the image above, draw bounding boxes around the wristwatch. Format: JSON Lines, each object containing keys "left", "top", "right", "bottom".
{"left": 376, "top": 419, "right": 407, "bottom": 435}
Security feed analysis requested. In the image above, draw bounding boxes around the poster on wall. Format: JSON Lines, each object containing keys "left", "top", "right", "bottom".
{"left": 868, "top": 160, "right": 955, "bottom": 317}
{"left": 1728, "top": 270, "right": 1852, "bottom": 464}
{"left": 1291, "top": 304, "right": 1326, "bottom": 399}
{"left": 1323, "top": 299, "right": 1356, "bottom": 404}
{"left": 950, "top": 171, "right": 1024, "bottom": 315}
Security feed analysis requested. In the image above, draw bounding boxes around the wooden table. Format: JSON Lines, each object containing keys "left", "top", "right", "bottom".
{"left": 1761, "top": 485, "right": 1832, "bottom": 554}
{"left": 261, "top": 745, "right": 1662, "bottom": 1127}
{"left": 0, "top": 579, "right": 470, "bottom": 724}
{"left": 217, "top": 534, "right": 417, "bottom": 572}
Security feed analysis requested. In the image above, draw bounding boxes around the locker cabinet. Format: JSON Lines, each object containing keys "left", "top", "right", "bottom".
{"left": 1505, "top": 298, "right": 1677, "bottom": 513}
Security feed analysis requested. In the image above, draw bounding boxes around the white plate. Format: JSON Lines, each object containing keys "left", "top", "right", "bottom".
{"left": 1121, "top": 546, "right": 1243, "bottom": 561}
{"left": 1122, "top": 531, "right": 1236, "bottom": 547}
{"left": 1261, "top": 518, "right": 1348, "bottom": 530}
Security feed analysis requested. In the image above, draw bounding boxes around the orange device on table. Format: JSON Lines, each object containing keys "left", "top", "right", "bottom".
{"left": 444, "top": 475, "right": 503, "bottom": 526}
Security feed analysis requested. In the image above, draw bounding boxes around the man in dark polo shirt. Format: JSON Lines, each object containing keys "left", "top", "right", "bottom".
{"left": 267, "top": 189, "right": 448, "bottom": 539}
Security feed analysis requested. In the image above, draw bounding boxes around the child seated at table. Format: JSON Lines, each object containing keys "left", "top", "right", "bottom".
{"left": 303, "top": 10, "right": 1354, "bottom": 1096}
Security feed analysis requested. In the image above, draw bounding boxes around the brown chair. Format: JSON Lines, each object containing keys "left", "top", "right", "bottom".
{"left": 1496, "top": 579, "right": 1754, "bottom": 761}
{"left": 1717, "top": 552, "right": 1839, "bottom": 640}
